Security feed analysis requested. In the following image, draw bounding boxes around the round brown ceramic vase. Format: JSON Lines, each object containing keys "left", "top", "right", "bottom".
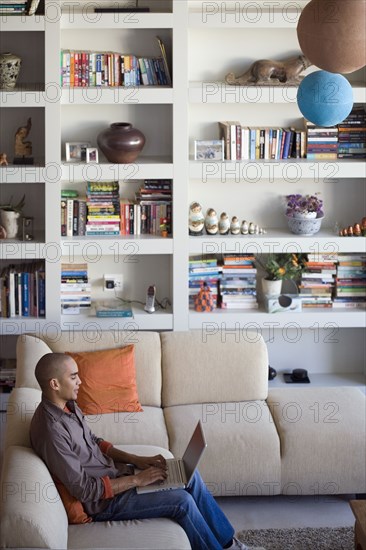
{"left": 97, "top": 122, "right": 145, "bottom": 163}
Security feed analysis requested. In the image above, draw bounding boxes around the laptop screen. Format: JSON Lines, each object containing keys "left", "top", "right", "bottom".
{"left": 182, "top": 420, "right": 207, "bottom": 484}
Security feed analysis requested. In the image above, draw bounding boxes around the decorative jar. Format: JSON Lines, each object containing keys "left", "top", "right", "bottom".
{"left": 97, "top": 122, "right": 145, "bottom": 164}
{"left": 0, "top": 52, "right": 22, "bottom": 89}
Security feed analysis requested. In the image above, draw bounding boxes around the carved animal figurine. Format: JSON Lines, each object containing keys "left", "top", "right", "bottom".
{"left": 14, "top": 117, "right": 32, "bottom": 157}
{"left": 225, "top": 55, "right": 312, "bottom": 86}
{"left": 0, "top": 153, "right": 8, "bottom": 166}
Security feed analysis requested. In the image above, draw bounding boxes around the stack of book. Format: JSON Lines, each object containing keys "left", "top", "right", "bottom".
{"left": 219, "top": 254, "right": 258, "bottom": 310}
{"left": 188, "top": 256, "right": 221, "bottom": 310}
{"left": 299, "top": 253, "right": 338, "bottom": 308}
{"left": 305, "top": 119, "right": 338, "bottom": 160}
{"left": 0, "top": 262, "right": 45, "bottom": 318}
{"left": 86, "top": 181, "right": 120, "bottom": 236}
{"left": 218, "top": 122, "right": 305, "bottom": 161}
{"left": 337, "top": 106, "right": 366, "bottom": 159}
{"left": 0, "top": 1, "right": 27, "bottom": 14}
{"left": 61, "top": 190, "right": 87, "bottom": 237}
{"left": 333, "top": 254, "right": 366, "bottom": 309}
{"left": 134, "top": 179, "right": 172, "bottom": 236}
{"left": 61, "top": 263, "right": 91, "bottom": 315}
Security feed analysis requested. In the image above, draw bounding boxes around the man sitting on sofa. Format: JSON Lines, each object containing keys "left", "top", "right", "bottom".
{"left": 30, "top": 352, "right": 249, "bottom": 550}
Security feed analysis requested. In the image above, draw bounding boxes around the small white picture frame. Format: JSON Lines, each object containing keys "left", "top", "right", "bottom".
{"left": 194, "top": 139, "right": 225, "bottom": 161}
{"left": 86, "top": 147, "right": 99, "bottom": 163}
{"left": 65, "top": 142, "right": 90, "bottom": 163}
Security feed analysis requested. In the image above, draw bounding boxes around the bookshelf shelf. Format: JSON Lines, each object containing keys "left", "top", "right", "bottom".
{"left": 268, "top": 372, "right": 366, "bottom": 390}
{"left": 60, "top": 236, "right": 174, "bottom": 256}
{"left": 1, "top": 15, "right": 45, "bottom": 31}
{"left": 61, "top": 158, "right": 174, "bottom": 181}
{"left": 188, "top": 231, "right": 366, "bottom": 254}
{"left": 0, "top": 88, "right": 46, "bottom": 107}
{"left": 60, "top": 13, "right": 174, "bottom": 30}
{"left": 189, "top": 82, "right": 366, "bottom": 105}
{"left": 61, "top": 86, "right": 174, "bottom": 105}
{"left": 188, "top": 7, "right": 302, "bottom": 29}
{"left": 189, "top": 159, "right": 366, "bottom": 179}
{"left": 188, "top": 308, "right": 366, "bottom": 329}
{"left": 61, "top": 305, "right": 173, "bottom": 331}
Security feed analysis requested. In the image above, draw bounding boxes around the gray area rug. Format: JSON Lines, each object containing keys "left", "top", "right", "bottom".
{"left": 237, "top": 526, "right": 354, "bottom": 550}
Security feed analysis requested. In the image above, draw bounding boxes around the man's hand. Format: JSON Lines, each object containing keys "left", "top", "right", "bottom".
{"left": 134, "top": 466, "right": 168, "bottom": 488}
{"left": 133, "top": 454, "right": 167, "bottom": 471}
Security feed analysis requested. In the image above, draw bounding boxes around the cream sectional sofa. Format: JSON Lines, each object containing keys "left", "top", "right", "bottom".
{"left": 1, "top": 330, "right": 365, "bottom": 549}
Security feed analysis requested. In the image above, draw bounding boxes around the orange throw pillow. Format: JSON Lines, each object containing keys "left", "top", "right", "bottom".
{"left": 54, "top": 478, "right": 91, "bottom": 524}
{"left": 66, "top": 345, "right": 143, "bottom": 415}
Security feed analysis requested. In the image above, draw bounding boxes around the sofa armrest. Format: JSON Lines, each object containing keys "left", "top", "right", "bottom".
{"left": 0, "top": 446, "right": 68, "bottom": 549}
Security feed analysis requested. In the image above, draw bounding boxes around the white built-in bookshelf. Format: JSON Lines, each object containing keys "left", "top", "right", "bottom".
{"left": 0, "top": 0, "right": 365, "bottom": 387}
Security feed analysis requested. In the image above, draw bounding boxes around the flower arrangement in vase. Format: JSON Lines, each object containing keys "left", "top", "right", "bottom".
{"left": 255, "top": 253, "right": 308, "bottom": 296}
{"left": 284, "top": 193, "right": 324, "bottom": 235}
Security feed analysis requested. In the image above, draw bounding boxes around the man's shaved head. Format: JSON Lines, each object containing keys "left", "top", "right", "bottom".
{"left": 35, "top": 353, "right": 74, "bottom": 392}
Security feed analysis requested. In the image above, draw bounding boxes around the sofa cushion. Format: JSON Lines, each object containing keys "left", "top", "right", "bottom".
{"left": 0, "top": 446, "right": 68, "bottom": 549}
{"left": 267, "top": 386, "right": 366, "bottom": 495}
{"left": 66, "top": 345, "right": 143, "bottom": 415}
{"left": 164, "top": 403, "right": 281, "bottom": 497}
{"left": 85, "top": 407, "right": 169, "bottom": 449}
{"left": 161, "top": 331, "right": 269, "bottom": 407}
{"left": 17, "top": 332, "right": 162, "bottom": 407}
{"left": 67, "top": 518, "right": 191, "bottom": 549}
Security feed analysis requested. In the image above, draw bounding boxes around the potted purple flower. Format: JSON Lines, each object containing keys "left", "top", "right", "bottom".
{"left": 284, "top": 193, "right": 324, "bottom": 235}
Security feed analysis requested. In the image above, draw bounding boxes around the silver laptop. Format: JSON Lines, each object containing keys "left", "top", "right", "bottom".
{"left": 136, "top": 420, "right": 207, "bottom": 494}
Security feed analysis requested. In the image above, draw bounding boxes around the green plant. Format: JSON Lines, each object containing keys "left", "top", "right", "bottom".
{"left": 255, "top": 253, "right": 308, "bottom": 281}
{"left": 0, "top": 194, "right": 25, "bottom": 213}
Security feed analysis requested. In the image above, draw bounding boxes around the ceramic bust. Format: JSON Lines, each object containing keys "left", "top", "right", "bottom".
{"left": 219, "top": 212, "right": 230, "bottom": 235}
{"left": 230, "top": 216, "right": 240, "bottom": 235}
{"left": 188, "top": 201, "right": 205, "bottom": 236}
{"left": 204, "top": 208, "right": 219, "bottom": 235}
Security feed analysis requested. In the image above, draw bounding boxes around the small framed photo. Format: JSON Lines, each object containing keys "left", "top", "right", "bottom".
{"left": 86, "top": 147, "right": 99, "bottom": 163}
{"left": 194, "top": 139, "right": 224, "bottom": 161}
{"left": 65, "top": 142, "right": 91, "bottom": 163}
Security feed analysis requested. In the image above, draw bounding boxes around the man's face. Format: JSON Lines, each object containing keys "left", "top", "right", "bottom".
{"left": 56, "top": 358, "right": 81, "bottom": 402}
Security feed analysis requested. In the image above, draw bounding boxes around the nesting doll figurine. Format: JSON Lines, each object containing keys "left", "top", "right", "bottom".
{"left": 188, "top": 201, "right": 205, "bottom": 236}
{"left": 240, "top": 220, "right": 249, "bottom": 234}
{"left": 230, "top": 216, "right": 240, "bottom": 235}
{"left": 219, "top": 212, "right": 230, "bottom": 235}
{"left": 205, "top": 208, "right": 219, "bottom": 235}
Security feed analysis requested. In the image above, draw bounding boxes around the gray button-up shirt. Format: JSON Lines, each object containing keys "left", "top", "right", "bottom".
{"left": 30, "top": 396, "right": 119, "bottom": 515}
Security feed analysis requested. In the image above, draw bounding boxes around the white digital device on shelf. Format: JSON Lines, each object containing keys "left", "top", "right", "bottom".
{"left": 144, "top": 285, "right": 156, "bottom": 313}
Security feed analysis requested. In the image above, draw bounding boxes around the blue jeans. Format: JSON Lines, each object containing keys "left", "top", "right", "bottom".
{"left": 92, "top": 471, "right": 234, "bottom": 550}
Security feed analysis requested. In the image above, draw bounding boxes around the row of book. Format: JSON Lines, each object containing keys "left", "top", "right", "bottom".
{"left": 189, "top": 253, "right": 365, "bottom": 311}
{"left": 61, "top": 180, "right": 172, "bottom": 237}
{"left": 189, "top": 254, "right": 258, "bottom": 310}
{"left": 337, "top": 106, "right": 366, "bottom": 159}
{"left": 60, "top": 38, "right": 171, "bottom": 88}
{"left": 218, "top": 121, "right": 306, "bottom": 161}
{"left": 61, "top": 263, "right": 91, "bottom": 315}
{"left": 218, "top": 108, "right": 366, "bottom": 161}
{"left": 0, "top": 0, "right": 27, "bottom": 14}
{"left": 0, "top": 262, "right": 45, "bottom": 318}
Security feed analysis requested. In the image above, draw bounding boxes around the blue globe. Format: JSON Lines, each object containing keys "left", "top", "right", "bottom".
{"left": 297, "top": 71, "right": 354, "bottom": 127}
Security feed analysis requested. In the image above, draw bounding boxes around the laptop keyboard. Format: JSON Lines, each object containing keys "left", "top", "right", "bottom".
{"left": 166, "top": 460, "right": 182, "bottom": 484}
